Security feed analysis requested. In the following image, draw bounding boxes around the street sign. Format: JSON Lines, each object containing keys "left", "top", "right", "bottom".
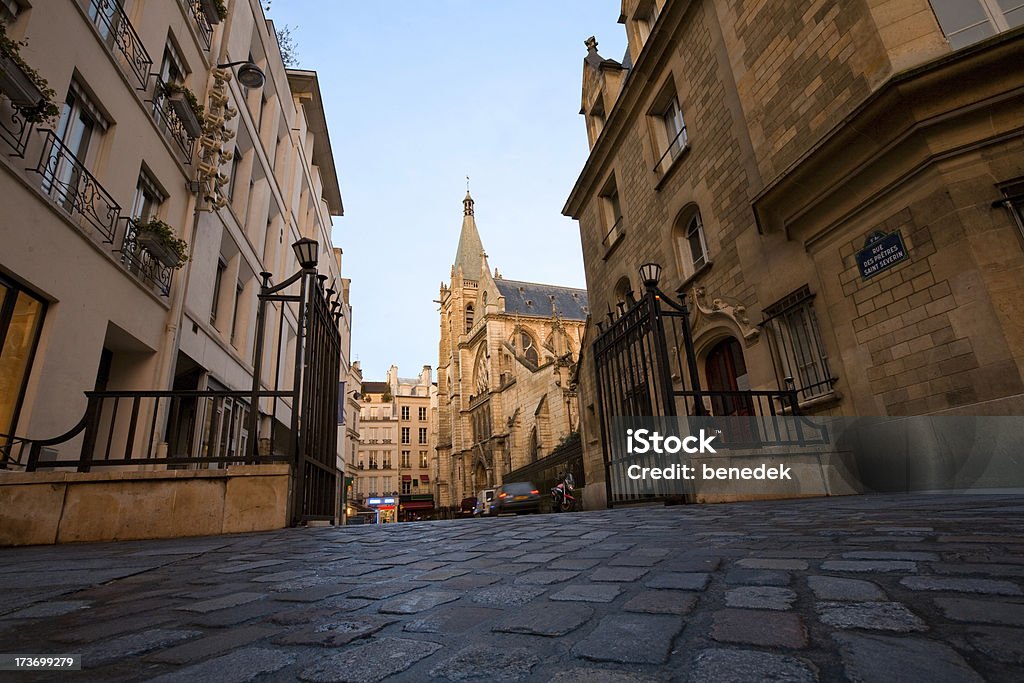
{"left": 856, "top": 230, "right": 909, "bottom": 280}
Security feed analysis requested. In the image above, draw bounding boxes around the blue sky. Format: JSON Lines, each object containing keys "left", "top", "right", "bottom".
{"left": 265, "top": 1, "right": 626, "bottom": 381}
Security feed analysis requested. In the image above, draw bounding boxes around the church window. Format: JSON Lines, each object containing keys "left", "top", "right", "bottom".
{"left": 474, "top": 346, "right": 489, "bottom": 396}
{"left": 520, "top": 330, "right": 539, "bottom": 366}
{"left": 465, "top": 304, "right": 474, "bottom": 333}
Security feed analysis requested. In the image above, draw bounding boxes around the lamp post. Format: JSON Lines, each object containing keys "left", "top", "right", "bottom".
{"left": 247, "top": 238, "right": 320, "bottom": 463}
{"left": 637, "top": 263, "right": 706, "bottom": 416}
{"left": 216, "top": 60, "right": 266, "bottom": 89}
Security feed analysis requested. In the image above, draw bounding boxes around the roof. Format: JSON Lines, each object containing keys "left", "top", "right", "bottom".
{"left": 361, "top": 381, "right": 390, "bottom": 394}
{"left": 286, "top": 69, "right": 344, "bottom": 216}
{"left": 495, "top": 279, "right": 590, "bottom": 321}
{"left": 454, "top": 191, "right": 485, "bottom": 279}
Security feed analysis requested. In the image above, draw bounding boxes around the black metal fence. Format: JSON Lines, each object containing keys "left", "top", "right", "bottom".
{"left": 504, "top": 435, "right": 585, "bottom": 505}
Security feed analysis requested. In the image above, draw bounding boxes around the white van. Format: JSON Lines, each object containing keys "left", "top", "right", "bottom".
{"left": 474, "top": 489, "right": 496, "bottom": 516}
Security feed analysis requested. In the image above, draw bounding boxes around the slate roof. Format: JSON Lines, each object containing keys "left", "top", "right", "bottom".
{"left": 361, "top": 381, "right": 390, "bottom": 395}
{"left": 495, "top": 279, "right": 590, "bottom": 321}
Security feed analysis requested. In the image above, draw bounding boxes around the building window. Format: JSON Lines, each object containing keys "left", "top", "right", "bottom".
{"left": 419, "top": 451, "right": 428, "bottom": 468}
{"left": 369, "top": 477, "right": 377, "bottom": 494}
{"left": 230, "top": 280, "right": 244, "bottom": 345}
{"left": 0, "top": 276, "right": 46, "bottom": 462}
{"left": 928, "top": 0, "right": 1024, "bottom": 49}
{"left": 382, "top": 453, "right": 391, "bottom": 469}
{"left": 518, "top": 330, "right": 539, "bottom": 366}
{"left": 599, "top": 176, "right": 623, "bottom": 250}
{"left": 761, "top": 286, "right": 836, "bottom": 401}
{"left": 382, "top": 477, "right": 392, "bottom": 493}
{"left": 211, "top": 258, "right": 226, "bottom": 327}
{"left": 672, "top": 206, "right": 708, "bottom": 278}
{"left": 650, "top": 79, "right": 688, "bottom": 175}
{"left": 228, "top": 147, "right": 242, "bottom": 200}
{"left": 45, "top": 81, "right": 107, "bottom": 207}
{"left": 368, "top": 452, "right": 378, "bottom": 469}
{"left": 401, "top": 427, "right": 410, "bottom": 444}
{"left": 465, "top": 304, "right": 474, "bottom": 333}
{"left": 401, "top": 450, "right": 410, "bottom": 468}
{"left": 634, "top": 0, "right": 662, "bottom": 47}
{"left": 588, "top": 95, "right": 606, "bottom": 145}
{"left": 402, "top": 479, "right": 411, "bottom": 495}
{"left": 401, "top": 406, "right": 409, "bottom": 420}
{"left": 418, "top": 407, "right": 427, "bottom": 421}
{"left": 131, "top": 171, "right": 165, "bottom": 220}
{"left": 419, "top": 427, "right": 428, "bottom": 445}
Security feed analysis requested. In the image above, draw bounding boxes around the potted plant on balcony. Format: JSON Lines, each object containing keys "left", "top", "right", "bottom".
{"left": 199, "top": 0, "right": 228, "bottom": 25}
{"left": 162, "top": 81, "right": 204, "bottom": 138}
{"left": 134, "top": 218, "right": 189, "bottom": 269}
{"left": 0, "top": 24, "right": 58, "bottom": 123}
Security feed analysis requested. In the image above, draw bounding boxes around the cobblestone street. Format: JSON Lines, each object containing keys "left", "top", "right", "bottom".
{"left": 2, "top": 493, "right": 1023, "bottom": 682}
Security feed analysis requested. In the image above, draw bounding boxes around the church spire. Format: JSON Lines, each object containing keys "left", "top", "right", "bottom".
{"left": 454, "top": 189, "right": 485, "bottom": 279}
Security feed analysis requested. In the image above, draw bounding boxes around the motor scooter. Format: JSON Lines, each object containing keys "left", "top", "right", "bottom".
{"left": 551, "top": 471, "right": 576, "bottom": 512}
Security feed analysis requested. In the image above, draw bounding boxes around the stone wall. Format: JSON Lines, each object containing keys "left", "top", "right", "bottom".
{"left": 0, "top": 465, "right": 289, "bottom": 546}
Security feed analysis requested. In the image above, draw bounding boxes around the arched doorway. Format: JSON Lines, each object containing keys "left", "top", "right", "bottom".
{"left": 473, "top": 460, "right": 488, "bottom": 493}
{"left": 705, "top": 337, "right": 752, "bottom": 417}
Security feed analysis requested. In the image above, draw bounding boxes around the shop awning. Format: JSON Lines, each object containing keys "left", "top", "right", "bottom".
{"left": 401, "top": 475, "right": 412, "bottom": 481}
{"left": 401, "top": 501, "right": 434, "bottom": 510}
{"left": 420, "top": 475, "right": 430, "bottom": 482}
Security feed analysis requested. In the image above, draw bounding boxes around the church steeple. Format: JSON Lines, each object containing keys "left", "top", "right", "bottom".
{"left": 454, "top": 190, "right": 485, "bottom": 280}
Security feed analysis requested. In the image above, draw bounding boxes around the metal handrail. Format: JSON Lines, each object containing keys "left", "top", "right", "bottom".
{"left": 85, "top": 0, "right": 154, "bottom": 90}
{"left": 118, "top": 217, "right": 175, "bottom": 296}
{"left": 602, "top": 216, "right": 624, "bottom": 247}
{"left": 150, "top": 78, "right": 196, "bottom": 163}
{"left": 0, "top": 96, "right": 34, "bottom": 158}
{"left": 182, "top": 0, "right": 213, "bottom": 51}
{"left": 34, "top": 129, "right": 122, "bottom": 242}
{"left": 653, "top": 125, "right": 688, "bottom": 173}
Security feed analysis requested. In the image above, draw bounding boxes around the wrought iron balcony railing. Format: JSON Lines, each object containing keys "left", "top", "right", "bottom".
{"left": 0, "top": 95, "right": 33, "bottom": 157}
{"left": 84, "top": 0, "right": 153, "bottom": 91}
{"left": 34, "top": 129, "right": 121, "bottom": 243}
{"left": 182, "top": 0, "right": 213, "bottom": 51}
{"left": 151, "top": 79, "right": 196, "bottom": 163}
{"left": 118, "top": 217, "right": 174, "bottom": 296}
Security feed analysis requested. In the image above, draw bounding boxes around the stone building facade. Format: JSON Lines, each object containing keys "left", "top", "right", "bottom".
{"left": 564, "top": 0, "right": 1024, "bottom": 509}
{"left": 354, "top": 365, "right": 435, "bottom": 521}
{"left": 436, "top": 192, "right": 589, "bottom": 508}
{"left": 0, "top": 2, "right": 349, "bottom": 479}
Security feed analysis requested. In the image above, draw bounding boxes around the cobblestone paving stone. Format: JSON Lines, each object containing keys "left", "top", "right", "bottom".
{"left": 1, "top": 494, "right": 1024, "bottom": 681}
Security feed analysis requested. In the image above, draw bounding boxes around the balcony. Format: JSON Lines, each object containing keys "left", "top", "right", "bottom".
{"left": 181, "top": 0, "right": 213, "bottom": 51}
{"left": 151, "top": 80, "right": 197, "bottom": 164}
{"left": 82, "top": 0, "right": 153, "bottom": 91}
{"left": 33, "top": 130, "right": 121, "bottom": 243}
{"left": 0, "top": 95, "right": 33, "bottom": 157}
{"left": 118, "top": 218, "right": 175, "bottom": 297}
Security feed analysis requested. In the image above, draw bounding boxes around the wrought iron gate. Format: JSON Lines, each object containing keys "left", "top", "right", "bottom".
{"left": 250, "top": 268, "right": 341, "bottom": 526}
{"left": 593, "top": 277, "right": 812, "bottom": 506}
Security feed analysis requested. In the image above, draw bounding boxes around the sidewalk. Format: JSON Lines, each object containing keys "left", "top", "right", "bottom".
{"left": 1, "top": 493, "right": 1022, "bottom": 681}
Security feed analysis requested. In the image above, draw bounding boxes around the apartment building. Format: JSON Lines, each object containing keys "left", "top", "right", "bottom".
{"left": 354, "top": 365, "right": 435, "bottom": 521}
{"left": 0, "top": 1, "right": 348, "bottom": 488}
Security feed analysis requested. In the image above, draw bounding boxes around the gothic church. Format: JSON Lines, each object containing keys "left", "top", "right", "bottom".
{"left": 435, "top": 192, "right": 589, "bottom": 507}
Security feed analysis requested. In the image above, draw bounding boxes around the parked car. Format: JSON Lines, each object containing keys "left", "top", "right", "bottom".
{"left": 491, "top": 481, "right": 542, "bottom": 515}
{"left": 456, "top": 497, "right": 478, "bottom": 519}
{"left": 474, "top": 489, "right": 496, "bottom": 516}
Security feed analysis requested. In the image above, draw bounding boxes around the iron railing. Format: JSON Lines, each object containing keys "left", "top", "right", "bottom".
{"left": 504, "top": 435, "right": 585, "bottom": 505}
{"left": 34, "top": 129, "right": 122, "bottom": 242}
{"left": 8, "top": 390, "right": 288, "bottom": 472}
{"left": 760, "top": 286, "right": 838, "bottom": 402}
{"left": 0, "top": 96, "right": 33, "bottom": 157}
{"left": 118, "top": 217, "right": 175, "bottom": 296}
{"left": 84, "top": 0, "right": 153, "bottom": 91}
{"left": 182, "top": 0, "right": 213, "bottom": 51}
{"left": 151, "top": 79, "right": 196, "bottom": 163}
{"left": 654, "top": 125, "right": 688, "bottom": 174}
{"left": 601, "top": 216, "right": 624, "bottom": 252}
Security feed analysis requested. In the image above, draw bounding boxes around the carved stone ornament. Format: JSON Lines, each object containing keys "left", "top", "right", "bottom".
{"left": 196, "top": 68, "right": 239, "bottom": 210}
{"left": 691, "top": 287, "right": 760, "bottom": 341}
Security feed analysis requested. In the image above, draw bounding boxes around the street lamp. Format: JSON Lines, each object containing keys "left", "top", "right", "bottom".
{"left": 636, "top": 263, "right": 706, "bottom": 416}
{"left": 292, "top": 237, "right": 319, "bottom": 270}
{"left": 217, "top": 60, "right": 266, "bottom": 89}
{"left": 639, "top": 262, "right": 662, "bottom": 288}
